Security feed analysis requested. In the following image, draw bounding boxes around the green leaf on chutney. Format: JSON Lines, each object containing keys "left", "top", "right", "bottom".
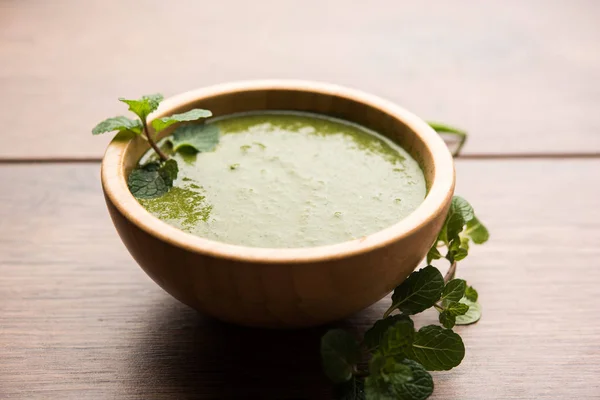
{"left": 321, "top": 329, "right": 361, "bottom": 383}
{"left": 151, "top": 108, "right": 213, "bottom": 133}
{"left": 92, "top": 116, "right": 142, "bottom": 135}
{"left": 406, "top": 325, "right": 465, "bottom": 371}
{"left": 127, "top": 160, "right": 179, "bottom": 199}
{"left": 169, "top": 123, "right": 220, "bottom": 153}
{"left": 387, "top": 266, "right": 444, "bottom": 315}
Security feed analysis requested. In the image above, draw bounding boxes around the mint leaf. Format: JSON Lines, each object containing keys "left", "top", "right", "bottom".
{"left": 365, "top": 374, "right": 396, "bottom": 400}
{"left": 366, "top": 355, "right": 412, "bottom": 400}
{"left": 452, "top": 247, "right": 468, "bottom": 261}
{"left": 127, "top": 160, "right": 179, "bottom": 199}
{"left": 92, "top": 116, "right": 142, "bottom": 135}
{"left": 441, "top": 279, "right": 466, "bottom": 303}
{"left": 379, "top": 319, "right": 415, "bottom": 357}
{"left": 448, "top": 238, "right": 468, "bottom": 261}
{"left": 159, "top": 159, "right": 179, "bottom": 187}
{"left": 335, "top": 376, "right": 366, "bottom": 400}
{"left": 151, "top": 108, "right": 212, "bottom": 133}
{"left": 426, "top": 245, "right": 442, "bottom": 264}
{"left": 366, "top": 357, "right": 433, "bottom": 400}
{"left": 393, "top": 359, "right": 434, "bottom": 400}
{"left": 439, "top": 311, "right": 456, "bottom": 329}
{"left": 321, "top": 329, "right": 361, "bottom": 383}
{"left": 446, "top": 301, "right": 469, "bottom": 316}
{"left": 465, "top": 286, "right": 478, "bottom": 302}
{"left": 364, "top": 315, "right": 412, "bottom": 351}
{"left": 455, "top": 298, "right": 482, "bottom": 325}
{"left": 169, "top": 123, "right": 220, "bottom": 153}
{"left": 406, "top": 325, "right": 465, "bottom": 371}
{"left": 386, "top": 266, "right": 444, "bottom": 316}
{"left": 445, "top": 196, "right": 475, "bottom": 242}
{"left": 119, "top": 93, "right": 164, "bottom": 120}
{"left": 465, "top": 216, "right": 489, "bottom": 244}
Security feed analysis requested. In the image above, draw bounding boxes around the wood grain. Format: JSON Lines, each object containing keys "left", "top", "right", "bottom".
{"left": 1, "top": 0, "right": 600, "bottom": 158}
{"left": 0, "top": 160, "right": 598, "bottom": 399}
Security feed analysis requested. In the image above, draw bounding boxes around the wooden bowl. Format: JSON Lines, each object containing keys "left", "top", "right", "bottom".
{"left": 101, "top": 80, "right": 455, "bottom": 328}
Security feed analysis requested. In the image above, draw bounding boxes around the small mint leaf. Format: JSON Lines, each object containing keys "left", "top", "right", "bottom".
{"left": 366, "top": 357, "right": 433, "bottom": 400}
{"left": 455, "top": 298, "right": 482, "bottom": 325}
{"left": 169, "top": 123, "right": 220, "bottom": 153}
{"left": 465, "top": 286, "right": 478, "bottom": 302}
{"left": 151, "top": 108, "right": 213, "bottom": 133}
{"left": 444, "top": 196, "right": 474, "bottom": 242}
{"left": 127, "top": 160, "right": 178, "bottom": 199}
{"left": 446, "top": 301, "right": 469, "bottom": 316}
{"left": 441, "top": 279, "right": 467, "bottom": 303}
{"left": 364, "top": 315, "right": 412, "bottom": 351}
{"left": 92, "top": 116, "right": 142, "bottom": 135}
{"left": 159, "top": 159, "right": 179, "bottom": 187}
{"left": 452, "top": 246, "right": 468, "bottom": 261}
{"left": 387, "top": 266, "right": 444, "bottom": 315}
{"left": 439, "top": 311, "right": 456, "bottom": 329}
{"left": 379, "top": 319, "right": 415, "bottom": 358}
{"left": 465, "top": 216, "right": 490, "bottom": 244}
{"left": 119, "top": 93, "right": 164, "bottom": 120}
{"left": 335, "top": 376, "right": 366, "bottom": 400}
{"left": 426, "top": 245, "right": 442, "bottom": 264}
{"left": 406, "top": 325, "right": 465, "bottom": 371}
{"left": 460, "top": 236, "right": 470, "bottom": 251}
{"left": 447, "top": 238, "right": 468, "bottom": 261}
{"left": 321, "top": 329, "right": 361, "bottom": 384}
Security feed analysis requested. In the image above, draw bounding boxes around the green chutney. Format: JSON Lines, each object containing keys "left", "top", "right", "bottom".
{"left": 137, "top": 112, "right": 426, "bottom": 248}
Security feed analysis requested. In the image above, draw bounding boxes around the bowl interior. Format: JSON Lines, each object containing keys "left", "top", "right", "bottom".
{"left": 103, "top": 80, "right": 454, "bottom": 262}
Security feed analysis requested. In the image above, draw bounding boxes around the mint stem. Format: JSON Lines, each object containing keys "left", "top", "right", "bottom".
{"left": 444, "top": 261, "right": 457, "bottom": 283}
{"left": 382, "top": 306, "right": 394, "bottom": 319}
{"left": 141, "top": 117, "right": 168, "bottom": 161}
{"left": 434, "top": 303, "right": 444, "bottom": 312}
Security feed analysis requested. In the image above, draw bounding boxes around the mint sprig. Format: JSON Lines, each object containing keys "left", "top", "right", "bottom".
{"left": 322, "top": 122, "right": 489, "bottom": 400}
{"left": 322, "top": 196, "right": 488, "bottom": 399}
{"left": 92, "top": 93, "right": 214, "bottom": 199}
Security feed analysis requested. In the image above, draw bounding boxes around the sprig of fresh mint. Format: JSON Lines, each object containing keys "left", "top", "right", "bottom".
{"left": 92, "top": 93, "right": 216, "bottom": 199}
{"left": 321, "top": 196, "right": 488, "bottom": 399}
{"left": 321, "top": 124, "right": 489, "bottom": 400}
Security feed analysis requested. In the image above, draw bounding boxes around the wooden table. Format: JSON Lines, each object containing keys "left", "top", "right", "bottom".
{"left": 1, "top": 1, "right": 599, "bottom": 399}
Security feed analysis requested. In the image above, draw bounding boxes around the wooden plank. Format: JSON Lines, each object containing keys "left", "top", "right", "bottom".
{"left": 1, "top": 0, "right": 600, "bottom": 159}
{"left": 0, "top": 160, "right": 598, "bottom": 399}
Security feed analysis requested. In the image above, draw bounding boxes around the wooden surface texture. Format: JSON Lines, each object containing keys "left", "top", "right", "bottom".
{"left": 1, "top": 161, "right": 599, "bottom": 399}
{"left": 1, "top": 1, "right": 599, "bottom": 399}
{"left": 1, "top": 0, "right": 600, "bottom": 158}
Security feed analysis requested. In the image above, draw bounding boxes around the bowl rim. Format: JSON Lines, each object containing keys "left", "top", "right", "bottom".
{"left": 101, "top": 80, "right": 455, "bottom": 264}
